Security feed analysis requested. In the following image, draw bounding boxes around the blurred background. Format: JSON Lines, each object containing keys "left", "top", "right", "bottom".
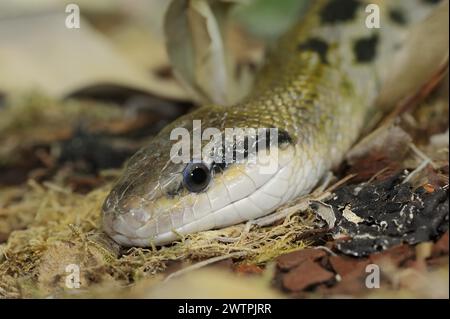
{"left": 0, "top": 0, "right": 309, "bottom": 188}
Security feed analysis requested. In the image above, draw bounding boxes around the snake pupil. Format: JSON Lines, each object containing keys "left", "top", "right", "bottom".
{"left": 183, "top": 162, "right": 211, "bottom": 193}
{"left": 190, "top": 167, "right": 207, "bottom": 184}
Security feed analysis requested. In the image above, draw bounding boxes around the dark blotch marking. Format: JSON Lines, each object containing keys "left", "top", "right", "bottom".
{"left": 248, "top": 129, "right": 292, "bottom": 153}
{"left": 389, "top": 8, "right": 408, "bottom": 25}
{"left": 353, "top": 33, "right": 379, "bottom": 63}
{"left": 259, "top": 129, "right": 292, "bottom": 149}
{"left": 212, "top": 161, "right": 227, "bottom": 174}
{"left": 298, "top": 37, "right": 330, "bottom": 64}
{"left": 277, "top": 129, "right": 293, "bottom": 145}
{"left": 320, "top": 0, "right": 361, "bottom": 24}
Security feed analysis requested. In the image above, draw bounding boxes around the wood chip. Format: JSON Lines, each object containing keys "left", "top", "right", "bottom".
{"left": 282, "top": 260, "right": 334, "bottom": 292}
{"left": 369, "top": 244, "right": 415, "bottom": 266}
{"left": 329, "top": 255, "right": 370, "bottom": 278}
{"left": 432, "top": 232, "right": 449, "bottom": 257}
{"left": 277, "top": 248, "right": 327, "bottom": 271}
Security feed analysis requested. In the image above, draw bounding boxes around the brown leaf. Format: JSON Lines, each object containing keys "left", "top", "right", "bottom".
{"left": 0, "top": 12, "right": 183, "bottom": 100}
{"left": 347, "top": 151, "right": 403, "bottom": 183}
{"left": 376, "top": 0, "right": 449, "bottom": 111}
{"left": 277, "top": 248, "right": 327, "bottom": 271}
{"left": 282, "top": 259, "right": 334, "bottom": 292}
{"left": 233, "top": 263, "right": 264, "bottom": 275}
{"left": 369, "top": 244, "right": 415, "bottom": 267}
{"left": 346, "top": 125, "right": 412, "bottom": 166}
{"left": 432, "top": 232, "right": 449, "bottom": 257}
{"left": 329, "top": 255, "right": 370, "bottom": 278}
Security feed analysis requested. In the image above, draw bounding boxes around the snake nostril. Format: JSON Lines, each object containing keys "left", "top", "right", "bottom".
{"left": 102, "top": 191, "right": 121, "bottom": 216}
{"left": 121, "top": 209, "right": 150, "bottom": 228}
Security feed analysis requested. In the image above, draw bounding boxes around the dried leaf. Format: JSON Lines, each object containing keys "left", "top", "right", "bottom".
{"left": 311, "top": 200, "right": 336, "bottom": 228}
{"left": 164, "top": 0, "right": 255, "bottom": 105}
{"left": 277, "top": 248, "right": 327, "bottom": 271}
{"left": 329, "top": 255, "right": 369, "bottom": 278}
{"left": 346, "top": 125, "right": 412, "bottom": 165}
{"left": 0, "top": 12, "right": 185, "bottom": 100}
{"left": 107, "top": 24, "right": 190, "bottom": 101}
{"left": 342, "top": 205, "right": 364, "bottom": 225}
{"left": 376, "top": 0, "right": 449, "bottom": 109}
{"left": 282, "top": 259, "right": 334, "bottom": 292}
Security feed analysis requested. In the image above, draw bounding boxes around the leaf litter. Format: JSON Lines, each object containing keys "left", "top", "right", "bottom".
{"left": 0, "top": 0, "right": 448, "bottom": 299}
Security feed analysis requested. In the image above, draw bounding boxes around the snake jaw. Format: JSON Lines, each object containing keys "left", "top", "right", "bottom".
{"left": 102, "top": 146, "right": 303, "bottom": 247}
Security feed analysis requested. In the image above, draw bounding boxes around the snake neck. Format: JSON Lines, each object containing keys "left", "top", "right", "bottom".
{"left": 243, "top": 0, "right": 439, "bottom": 166}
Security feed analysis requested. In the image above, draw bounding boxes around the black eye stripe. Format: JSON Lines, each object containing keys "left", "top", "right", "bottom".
{"left": 183, "top": 162, "right": 211, "bottom": 193}
{"left": 241, "top": 129, "right": 293, "bottom": 155}
{"left": 208, "top": 129, "right": 293, "bottom": 171}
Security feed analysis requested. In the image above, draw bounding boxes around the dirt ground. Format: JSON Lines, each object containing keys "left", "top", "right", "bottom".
{"left": 0, "top": 0, "right": 448, "bottom": 299}
{"left": 0, "top": 78, "right": 448, "bottom": 298}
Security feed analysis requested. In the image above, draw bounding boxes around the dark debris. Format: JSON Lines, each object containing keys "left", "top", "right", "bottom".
{"left": 326, "top": 173, "right": 449, "bottom": 256}
{"left": 58, "top": 128, "right": 138, "bottom": 173}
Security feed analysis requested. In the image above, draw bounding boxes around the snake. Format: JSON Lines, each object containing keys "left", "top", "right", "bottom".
{"left": 102, "top": 0, "right": 441, "bottom": 247}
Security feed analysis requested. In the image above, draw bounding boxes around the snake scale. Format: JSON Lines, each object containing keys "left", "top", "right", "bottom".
{"left": 102, "top": 0, "right": 440, "bottom": 246}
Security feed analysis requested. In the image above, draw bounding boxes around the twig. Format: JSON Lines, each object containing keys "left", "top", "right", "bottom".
{"left": 314, "top": 171, "right": 334, "bottom": 193}
{"left": 403, "top": 158, "right": 431, "bottom": 184}
{"left": 237, "top": 221, "right": 254, "bottom": 242}
{"left": 215, "top": 236, "right": 239, "bottom": 243}
{"left": 367, "top": 167, "right": 390, "bottom": 184}
{"left": 42, "top": 181, "right": 72, "bottom": 194}
{"left": 323, "top": 174, "right": 356, "bottom": 193}
{"left": 409, "top": 143, "right": 437, "bottom": 169}
{"left": 314, "top": 245, "right": 337, "bottom": 256}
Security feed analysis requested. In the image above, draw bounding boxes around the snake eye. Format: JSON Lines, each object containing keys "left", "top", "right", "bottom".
{"left": 182, "top": 162, "right": 211, "bottom": 193}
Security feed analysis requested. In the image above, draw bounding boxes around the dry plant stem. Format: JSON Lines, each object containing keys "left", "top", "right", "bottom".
{"left": 314, "top": 245, "right": 337, "bottom": 256}
{"left": 403, "top": 159, "right": 431, "bottom": 184}
{"left": 409, "top": 143, "right": 438, "bottom": 169}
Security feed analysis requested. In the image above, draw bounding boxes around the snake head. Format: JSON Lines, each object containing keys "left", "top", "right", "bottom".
{"left": 102, "top": 110, "right": 299, "bottom": 247}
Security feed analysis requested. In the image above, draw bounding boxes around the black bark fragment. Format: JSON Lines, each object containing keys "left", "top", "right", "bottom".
{"left": 326, "top": 174, "right": 449, "bottom": 257}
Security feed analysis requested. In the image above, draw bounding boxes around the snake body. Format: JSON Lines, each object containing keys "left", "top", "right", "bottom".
{"left": 102, "top": 0, "right": 438, "bottom": 247}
